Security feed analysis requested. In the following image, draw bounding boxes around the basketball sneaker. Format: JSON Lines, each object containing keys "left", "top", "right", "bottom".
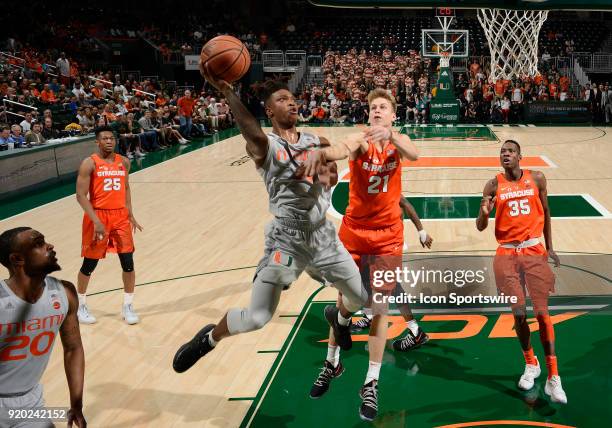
{"left": 545, "top": 375, "right": 568, "bottom": 404}
{"left": 518, "top": 357, "right": 541, "bottom": 390}
{"left": 122, "top": 303, "right": 140, "bottom": 325}
{"left": 350, "top": 316, "right": 371, "bottom": 333}
{"left": 173, "top": 324, "right": 216, "bottom": 373}
{"left": 310, "top": 360, "right": 345, "bottom": 399}
{"left": 324, "top": 305, "right": 352, "bottom": 350}
{"left": 77, "top": 304, "right": 97, "bottom": 324}
{"left": 392, "top": 327, "right": 429, "bottom": 352}
{"left": 359, "top": 380, "right": 379, "bottom": 421}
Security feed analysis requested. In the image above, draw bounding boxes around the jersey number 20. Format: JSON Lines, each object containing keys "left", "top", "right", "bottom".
{"left": 103, "top": 178, "right": 121, "bottom": 191}
{"left": 368, "top": 175, "right": 389, "bottom": 194}
{"left": 508, "top": 199, "right": 530, "bottom": 216}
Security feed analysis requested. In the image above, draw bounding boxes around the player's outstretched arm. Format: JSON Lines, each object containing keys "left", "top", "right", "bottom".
{"left": 200, "top": 64, "right": 268, "bottom": 168}
{"left": 301, "top": 133, "right": 366, "bottom": 177}
{"left": 476, "top": 177, "right": 497, "bottom": 231}
{"left": 60, "top": 280, "right": 87, "bottom": 427}
{"left": 76, "top": 158, "right": 105, "bottom": 240}
{"left": 533, "top": 171, "right": 560, "bottom": 267}
{"left": 400, "top": 198, "right": 433, "bottom": 248}
{"left": 389, "top": 131, "right": 418, "bottom": 161}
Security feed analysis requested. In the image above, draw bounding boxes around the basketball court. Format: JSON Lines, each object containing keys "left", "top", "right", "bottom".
{"left": 1, "top": 0, "right": 612, "bottom": 427}
{"left": 1, "top": 122, "right": 610, "bottom": 427}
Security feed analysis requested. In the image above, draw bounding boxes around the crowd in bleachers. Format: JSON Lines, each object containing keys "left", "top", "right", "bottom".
{"left": 292, "top": 46, "right": 589, "bottom": 125}
{"left": 0, "top": 48, "right": 236, "bottom": 154}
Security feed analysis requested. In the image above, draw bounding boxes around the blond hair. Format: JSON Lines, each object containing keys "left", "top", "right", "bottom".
{"left": 367, "top": 88, "right": 397, "bottom": 112}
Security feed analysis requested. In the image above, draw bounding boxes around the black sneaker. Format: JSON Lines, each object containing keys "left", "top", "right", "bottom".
{"left": 324, "top": 305, "right": 352, "bottom": 351}
{"left": 310, "top": 360, "right": 345, "bottom": 399}
{"left": 350, "top": 316, "right": 371, "bottom": 333}
{"left": 392, "top": 328, "right": 429, "bottom": 352}
{"left": 173, "top": 324, "right": 216, "bottom": 373}
{"left": 359, "top": 380, "right": 378, "bottom": 421}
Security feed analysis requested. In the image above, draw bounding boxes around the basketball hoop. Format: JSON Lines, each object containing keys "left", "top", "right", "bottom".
{"left": 439, "top": 52, "right": 451, "bottom": 69}
{"left": 477, "top": 9, "right": 549, "bottom": 82}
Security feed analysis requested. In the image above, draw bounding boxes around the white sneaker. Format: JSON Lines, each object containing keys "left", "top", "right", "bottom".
{"left": 77, "top": 304, "right": 97, "bottom": 324}
{"left": 178, "top": 138, "right": 188, "bottom": 145}
{"left": 545, "top": 375, "right": 568, "bottom": 404}
{"left": 127, "top": 152, "right": 134, "bottom": 159}
{"left": 518, "top": 357, "right": 541, "bottom": 390}
{"left": 122, "top": 303, "right": 140, "bottom": 325}
{"left": 135, "top": 150, "right": 146, "bottom": 158}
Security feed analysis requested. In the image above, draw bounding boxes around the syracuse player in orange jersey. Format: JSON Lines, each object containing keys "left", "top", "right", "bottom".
{"left": 75, "top": 126, "right": 143, "bottom": 326}
{"left": 476, "top": 140, "right": 566, "bottom": 404}
{"left": 303, "top": 88, "right": 419, "bottom": 421}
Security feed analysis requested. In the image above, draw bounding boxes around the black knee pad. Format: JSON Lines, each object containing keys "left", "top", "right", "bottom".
{"left": 118, "top": 252, "right": 134, "bottom": 272}
{"left": 80, "top": 258, "right": 99, "bottom": 276}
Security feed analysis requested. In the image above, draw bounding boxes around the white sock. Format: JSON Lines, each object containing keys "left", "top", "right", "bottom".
{"left": 365, "top": 361, "right": 381, "bottom": 385}
{"left": 207, "top": 331, "right": 217, "bottom": 347}
{"left": 78, "top": 293, "right": 86, "bottom": 306}
{"left": 124, "top": 293, "right": 134, "bottom": 305}
{"left": 326, "top": 345, "right": 340, "bottom": 367}
{"left": 337, "top": 311, "right": 351, "bottom": 326}
{"left": 407, "top": 319, "right": 419, "bottom": 336}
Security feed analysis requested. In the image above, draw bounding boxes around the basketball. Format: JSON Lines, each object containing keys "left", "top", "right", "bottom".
{"left": 200, "top": 35, "right": 251, "bottom": 82}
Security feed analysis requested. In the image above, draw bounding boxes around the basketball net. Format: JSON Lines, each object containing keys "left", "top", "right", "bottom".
{"left": 439, "top": 51, "right": 451, "bottom": 69}
{"left": 477, "top": 9, "right": 549, "bottom": 82}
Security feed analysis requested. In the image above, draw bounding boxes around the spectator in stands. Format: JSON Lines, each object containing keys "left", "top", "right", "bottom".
{"left": 177, "top": 90, "right": 195, "bottom": 138}
{"left": 101, "top": 102, "right": 118, "bottom": 124}
{"left": 501, "top": 95, "right": 511, "bottom": 123}
{"left": 111, "top": 113, "right": 145, "bottom": 159}
{"left": 42, "top": 117, "right": 59, "bottom": 140}
{"left": 216, "top": 98, "right": 232, "bottom": 127}
{"left": 0, "top": 125, "right": 16, "bottom": 150}
{"left": 206, "top": 97, "right": 219, "bottom": 132}
{"left": 25, "top": 122, "right": 46, "bottom": 146}
{"left": 56, "top": 52, "right": 70, "bottom": 85}
{"left": 72, "top": 82, "right": 87, "bottom": 99}
{"left": 126, "top": 111, "right": 158, "bottom": 151}
{"left": 10, "top": 124, "right": 26, "bottom": 147}
{"left": 152, "top": 109, "right": 188, "bottom": 145}
{"left": 298, "top": 103, "right": 312, "bottom": 122}
{"left": 40, "top": 84, "right": 58, "bottom": 104}
{"left": 78, "top": 107, "right": 96, "bottom": 132}
{"left": 138, "top": 110, "right": 168, "bottom": 148}
{"left": 19, "top": 111, "right": 34, "bottom": 132}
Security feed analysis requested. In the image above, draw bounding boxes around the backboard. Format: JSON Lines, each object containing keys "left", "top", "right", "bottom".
{"left": 422, "top": 29, "right": 469, "bottom": 58}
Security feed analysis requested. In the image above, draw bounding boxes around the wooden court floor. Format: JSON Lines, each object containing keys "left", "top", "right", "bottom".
{"left": 1, "top": 125, "right": 611, "bottom": 427}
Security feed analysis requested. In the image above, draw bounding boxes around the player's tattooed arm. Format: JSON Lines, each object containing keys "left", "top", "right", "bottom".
{"left": 476, "top": 177, "right": 498, "bottom": 231}
{"left": 533, "top": 171, "right": 560, "bottom": 267}
{"left": 59, "top": 280, "right": 87, "bottom": 427}
{"left": 200, "top": 65, "right": 268, "bottom": 167}
{"left": 76, "top": 157, "right": 105, "bottom": 240}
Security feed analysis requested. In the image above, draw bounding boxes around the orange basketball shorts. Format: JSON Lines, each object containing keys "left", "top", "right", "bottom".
{"left": 81, "top": 208, "right": 134, "bottom": 259}
{"left": 493, "top": 243, "right": 555, "bottom": 312}
{"left": 339, "top": 219, "right": 404, "bottom": 293}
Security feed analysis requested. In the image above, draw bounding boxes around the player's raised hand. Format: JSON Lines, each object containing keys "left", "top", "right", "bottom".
{"left": 363, "top": 125, "right": 392, "bottom": 143}
{"left": 548, "top": 249, "right": 561, "bottom": 267}
{"left": 129, "top": 215, "right": 143, "bottom": 233}
{"left": 93, "top": 221, "right": 106, "bottom": 242}
{"left": 67, "top": 407, "right": 86, "bottom": 427}
{"left": 199, "top": 61, "right": 232, "bottom": 93}
{"left": 480, "top": 195, "right": 496, "bottom": 216}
